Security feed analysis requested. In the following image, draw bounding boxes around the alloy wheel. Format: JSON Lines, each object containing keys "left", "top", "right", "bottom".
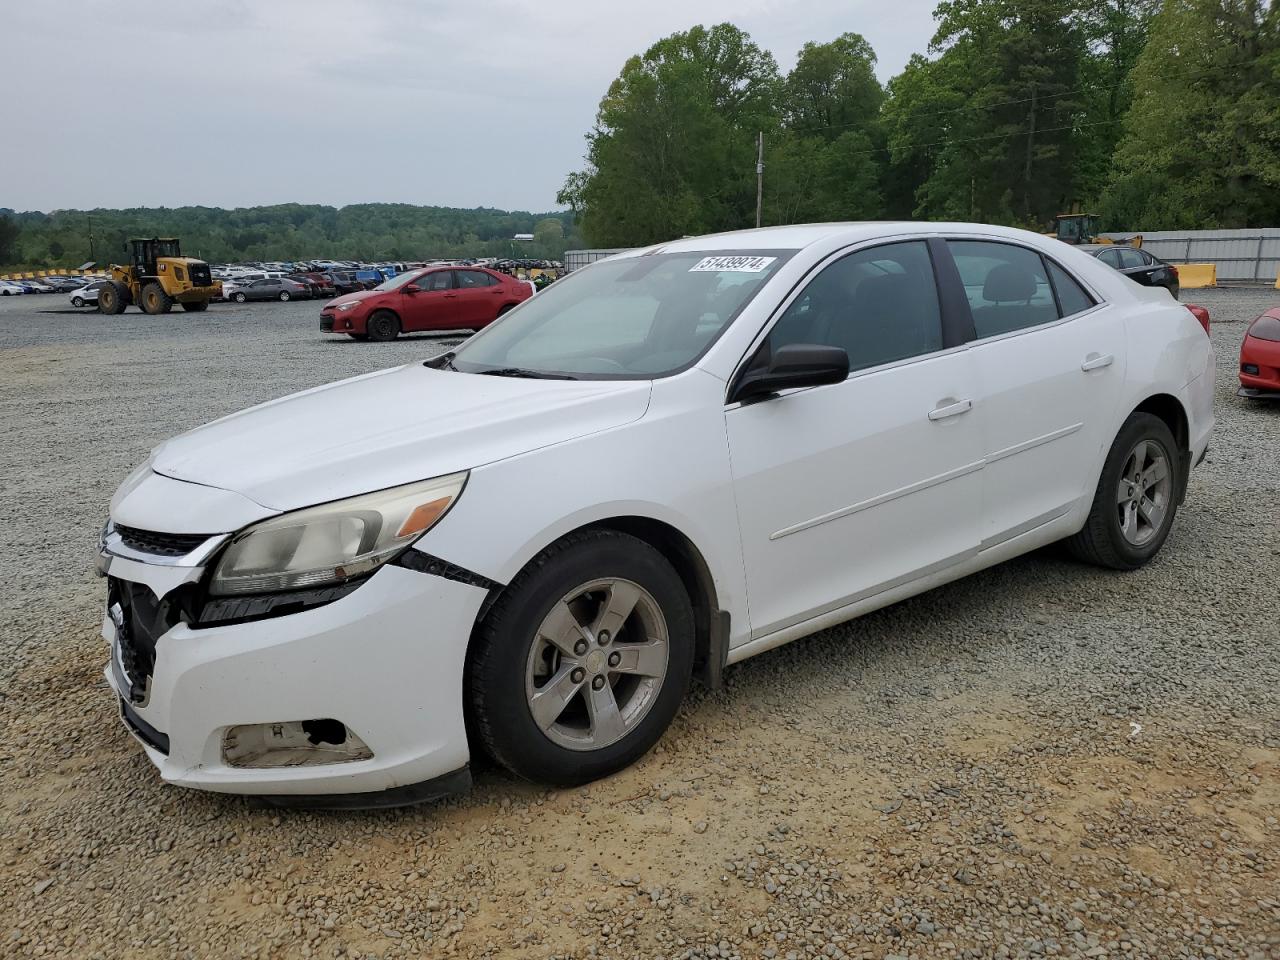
{"left": 1116, "top": 439, "right": 1171, "bottom": 546}
{"left": 524, "top": 578, "right": 669, "bottom": 752}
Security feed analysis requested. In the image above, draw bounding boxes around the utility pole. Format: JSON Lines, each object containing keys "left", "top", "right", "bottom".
{"left": 755, "top": 131, "right": 764, "bottom": 229}
{"left": 1024, "top": 83, "right": 1037, "bottom": 220}
{"left": 87, "top": 213, "right": 95, "bottom": 264}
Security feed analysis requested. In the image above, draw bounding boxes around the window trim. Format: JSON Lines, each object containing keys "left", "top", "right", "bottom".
{"left": 935, "top": 236, "right": 1107, "bottom": 347}
{"left": 725, "top": 235, "right": 961, "bottom": 407}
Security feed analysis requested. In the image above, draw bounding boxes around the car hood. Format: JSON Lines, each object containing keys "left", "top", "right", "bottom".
{"left": 151, "top": 364, "right": 653, "bottom": 511}
{"left": 325, "top": 290, "right": 380, "bottom": 308}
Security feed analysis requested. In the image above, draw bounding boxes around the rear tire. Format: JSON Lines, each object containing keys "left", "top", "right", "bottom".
{"left": 278, "top": 291, "right": 291, "bottom": 301}
{"left": 140, "top": 282, "right": 172, "bottom": 315}
{"left": 365, "top": 310, "right": 400, "bottom": 342}
{"left": 181, "top": 300, "right": 209, "bottom": 312}
{"left": 97, "top": 281, "right": 128, "bottom": 315}
{"left": 1066, "top": 412, "right": 1179, "bottom": 570}
{"left": 468, "top": 530, "right": 694, "bottom": 786}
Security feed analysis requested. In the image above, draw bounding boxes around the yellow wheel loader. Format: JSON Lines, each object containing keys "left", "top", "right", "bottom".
{"left": 97, "top": 238, "right": 222, "bottom": 315}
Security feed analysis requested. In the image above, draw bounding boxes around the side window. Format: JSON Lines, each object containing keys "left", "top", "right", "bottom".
{"left": 1046, "top": 261, "right": 1096, "bottom": 317}
{"left": 947, "top": 240, "right": 1057, "bottom": 339}
{"left": 765, "top": 240, "right": 942, "bottom": 373}
{"left": 455, "top": 270, "right": 495, "bottom": 288}
{"left": 1097, "top": 248, "right": 1122, "bottom": 268}
{"left": 422, "top": 271, "right": 452, "bottom": 292}
{"left": 1118, "top": 248, "right": 1146, "bottom": 270}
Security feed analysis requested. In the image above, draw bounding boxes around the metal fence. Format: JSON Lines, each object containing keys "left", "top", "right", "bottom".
{"left": 562, "top": 248, "right": 636, "bottom": 273}
{"left": 1098, "top": 228, "right": 1280, "bottom": 283}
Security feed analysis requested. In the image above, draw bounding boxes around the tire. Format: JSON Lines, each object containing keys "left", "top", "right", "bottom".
{"left": 71, "top": 297, "right": 85, "bottom": 308}
{"left": 181, "top": 300, "right": 209, "bottom": 312}
{"left": 365, "top": 310, "right": 400, "bottom": 342}
{"left": 97, "top": 281, "right": 128, "bottom": 315}
{"left": 140, "top": 282, "right": 172, "bottom": 315}
{"left": 278, "top": 291, "right": 291, "bottom": 301}
{"left": 468, "top": 529, "right": 694, "bottom": 786}
{"left": 497, "top": 303, "right": 515, "bottom": 317}
{"left": 1066, "top": 412, "right": 1180, "bottom": 570}
{"left": 233, "top": 292, "right": 247, "bottom": 303}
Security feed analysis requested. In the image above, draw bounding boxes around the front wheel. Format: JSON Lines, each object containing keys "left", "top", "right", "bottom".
{"left": 365, "top": 310, "right": 400, "bottom": 342}
{"left": 278, "top": 291, "right": 291, "bottom": 301}
{"left": 468, "top": 530, "right": 694, "bottom": 786}
{"left": 233, "top": 292, "right": 247, "bottom": 303}
{"left": 71, "top": 296, "right": 85, "bottom": 307}
{"left": 97, "top": 281, "right": 128, "bottom": 315}
{"left": 1066, "top": 412, "right": 1179, "bottom": 570}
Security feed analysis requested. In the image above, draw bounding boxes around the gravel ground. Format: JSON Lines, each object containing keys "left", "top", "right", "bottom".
{"left": 1, "top": 289, "right": 1278, "bottom": 960}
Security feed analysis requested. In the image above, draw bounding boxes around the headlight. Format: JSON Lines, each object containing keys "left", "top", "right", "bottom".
{"left": 209, "top": 472, "right": 467, "bottom": 596}
{"left": 336, "top": 301, "right": 362, "bottom": 312}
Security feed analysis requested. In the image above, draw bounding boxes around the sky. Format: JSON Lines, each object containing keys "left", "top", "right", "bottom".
{"left": 0, "top": 0, "right": 937, "bottom": 214}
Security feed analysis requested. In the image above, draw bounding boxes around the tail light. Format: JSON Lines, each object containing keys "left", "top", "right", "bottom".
{"left": 1185, "top": 304, "right": 1210, "bottom": 336}
{"left": 1169, "top": 264, "right": 1180, "bottom": 279}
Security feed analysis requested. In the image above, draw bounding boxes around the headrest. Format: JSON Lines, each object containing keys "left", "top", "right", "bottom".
{"left": 983, "top": 264, "right": 1036, "bottom": 303}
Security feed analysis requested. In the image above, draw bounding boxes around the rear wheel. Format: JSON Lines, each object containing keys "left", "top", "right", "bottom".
{"left": 468, "top": 530, "right": 694, "bottom": 786}
{"left": 97, "top": 281, "right": 128, "bottom": 315}
{"left": 278, "top": 291, "right": 291, "bottom": 301}
{"left": 365, "top": 310, "right": 400, "bottom": 342}
{"left": 140, "top": 282, "right": 172, "bottom": 315}
{"left": 1066, "top": 412, "right": 1179, "bottom": 570}
{"left": 181, "top": 300, "right": 209, "bottom": 312}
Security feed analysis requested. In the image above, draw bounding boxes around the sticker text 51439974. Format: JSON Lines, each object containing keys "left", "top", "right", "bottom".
{"left": 689, "top": 256, "right": 778, "bottom": 273}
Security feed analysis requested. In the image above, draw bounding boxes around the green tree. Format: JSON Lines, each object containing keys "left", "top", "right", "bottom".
{"left": 1102, "top": 0, "right": 1280, "bottom": 228}
{"left": 558, "top": 23, "right": 782, "bottom": 245}
{"left": 0, "top": 215, "right": 19, "bottom": 266}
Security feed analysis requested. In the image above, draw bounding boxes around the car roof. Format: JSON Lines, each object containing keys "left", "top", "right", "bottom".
{"left": 618, "top": 221, "right": 1078, "bottom": 256}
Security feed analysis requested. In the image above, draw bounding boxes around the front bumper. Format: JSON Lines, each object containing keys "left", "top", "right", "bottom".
{"left": 320, "top": 310, "right": 361, "bottom": 333}
{"left": 101, "top": 556, "right": 486, "bottom": 801}
{"left": 1239, "top": 335, "right": 1280, "bottom": 398}
{"left": 172, "top": 284, "right": 221, "bottom": 304}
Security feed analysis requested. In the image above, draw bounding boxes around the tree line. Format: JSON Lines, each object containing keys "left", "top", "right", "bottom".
{"left": 559, "top": 0, "right": 1280, "bottom": 246}
{"left": 0, "top": 204, "right": 578, "bottom": 270}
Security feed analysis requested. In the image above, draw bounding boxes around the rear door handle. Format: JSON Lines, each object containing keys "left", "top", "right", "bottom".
{"left": 928, "top": 398, "right": 973, "bottom": 421}
{"left": 1081, "top": 353, "right": 1114, "bottom": 372}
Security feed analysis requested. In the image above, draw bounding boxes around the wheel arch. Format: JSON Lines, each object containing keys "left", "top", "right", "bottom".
{"left": 470, "top": 514, "right": 729, "bottom": 692}
{"left": 1129, "top": 392, "right": 1191, "bottom": 501}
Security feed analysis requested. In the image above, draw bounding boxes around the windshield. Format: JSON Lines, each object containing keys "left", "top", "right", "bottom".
{"left": 373, "top": 271, "right": 419, "bottom": 292}
{"left": 450, "top": 251, "right": 790, "bottom": 379}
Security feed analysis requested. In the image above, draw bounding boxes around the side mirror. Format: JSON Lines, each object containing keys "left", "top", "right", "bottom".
{"left": 730, "top": 343, "right": 849, "bottom": 405}
{"left": 402, "top": 284, "right": 420, "bottom": 294}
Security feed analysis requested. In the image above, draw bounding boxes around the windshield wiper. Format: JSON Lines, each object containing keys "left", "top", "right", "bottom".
{"left": 424, "top": 352, "right": 457, "bottom": 371}
{"left": 475, "top": 367, "right": 578, "bottom": 380}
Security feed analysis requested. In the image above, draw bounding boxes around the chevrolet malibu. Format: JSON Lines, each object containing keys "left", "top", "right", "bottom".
{"left": 100, "top": 223, "right": 1214, "bottom": 807}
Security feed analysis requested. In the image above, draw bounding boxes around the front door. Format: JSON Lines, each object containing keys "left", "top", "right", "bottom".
{"left": 726, "top": 239, "right": 985, "bottom": 642}
{"left": 399, "top": 269, "right": 455, "bottom": 331}
{"left": 946, "top": 238, "right": 1127, "bottom": 545}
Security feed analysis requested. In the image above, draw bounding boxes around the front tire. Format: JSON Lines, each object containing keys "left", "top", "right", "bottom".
{"left": 1066, "top": 412, "right": 1179, "bottom": 570}
{"left": 233, "top": 292, "right": 247, "bottom": 303}
{"left": 468, "top": 530, "right": 694, "bottom": 786}
{"left": 140, "top": 282, "right": 172, "bottom": 315}
{"left": 365, "top": 310, "right": 400, "bottom": 342}
{"left": 97, "top": 281, "right": 128, "bottom": 315}
{"left": 278, "top": 291, "right": 291, "bottom": 301}
{"left": 71, "top": 296, "right": 85, "bottom": 307}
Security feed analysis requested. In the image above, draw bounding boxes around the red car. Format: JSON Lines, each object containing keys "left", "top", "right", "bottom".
{"left": 320, "top": 266, "right": 531, "bottom": 341}
{"left": 1239, "top": 307, "right": 1280, "bottom": 399}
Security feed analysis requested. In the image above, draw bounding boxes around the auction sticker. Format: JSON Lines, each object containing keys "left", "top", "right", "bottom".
{"left": 689, "top": 255, "right": 777, "bottom": 273}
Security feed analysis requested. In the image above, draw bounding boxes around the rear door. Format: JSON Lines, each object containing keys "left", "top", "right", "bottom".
{"left": 944, "top": 238, "right": 1127, "bottom": 546}
{"left": 1118, "top": 247, "right": 1156, "bottom": 286}
{"left": 452, "top": 269, "right": 504, "bottom": 326}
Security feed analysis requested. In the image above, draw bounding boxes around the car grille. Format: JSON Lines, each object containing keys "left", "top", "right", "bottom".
{"left": 109, "top": 577, "right": 185, "bottom": 704}
{"left": 320, "top": 313, "right": 335, "bottom": 331}
{"left": 115, "top": 524, "right": 211, "bottom": 558}
{"left": 188, "top": 262, "right": 213, "bottom": 287}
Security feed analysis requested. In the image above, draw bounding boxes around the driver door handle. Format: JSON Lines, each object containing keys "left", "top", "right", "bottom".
{"left": 1081, "top": 353, "right": 1114, "bottom": 372}
{"left": 928, "top": 398, "right": 973, "bottom": 421}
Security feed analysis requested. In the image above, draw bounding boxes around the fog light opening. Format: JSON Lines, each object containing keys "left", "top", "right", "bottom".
{"left": 1242, "top": 363, "right": 1260, "bottom": 375}
{"left": 222, "top": 719, "right": 373, "bottom": 768}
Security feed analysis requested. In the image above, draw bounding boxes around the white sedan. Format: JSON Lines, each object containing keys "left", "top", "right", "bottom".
{"left": 0, "top": 280, "right": 26, "bottom": 296}
{"left": 98, "top": 223, "right": 1214, "bottom": 807}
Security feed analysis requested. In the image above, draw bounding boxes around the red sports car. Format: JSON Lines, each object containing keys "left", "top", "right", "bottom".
{"left": 1239, "top": 308, "right": 1280, "bottom": 399}
{"left": 320, "top": 265, "right": 532, "bottom": 342}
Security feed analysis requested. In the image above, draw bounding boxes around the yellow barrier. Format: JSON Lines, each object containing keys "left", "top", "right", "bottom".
{"left": 1178, "top": 263, "right": 1216, "bottom": 288}
{"left": 1274, "top": 266, "right": 1280, "bottom": 290}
